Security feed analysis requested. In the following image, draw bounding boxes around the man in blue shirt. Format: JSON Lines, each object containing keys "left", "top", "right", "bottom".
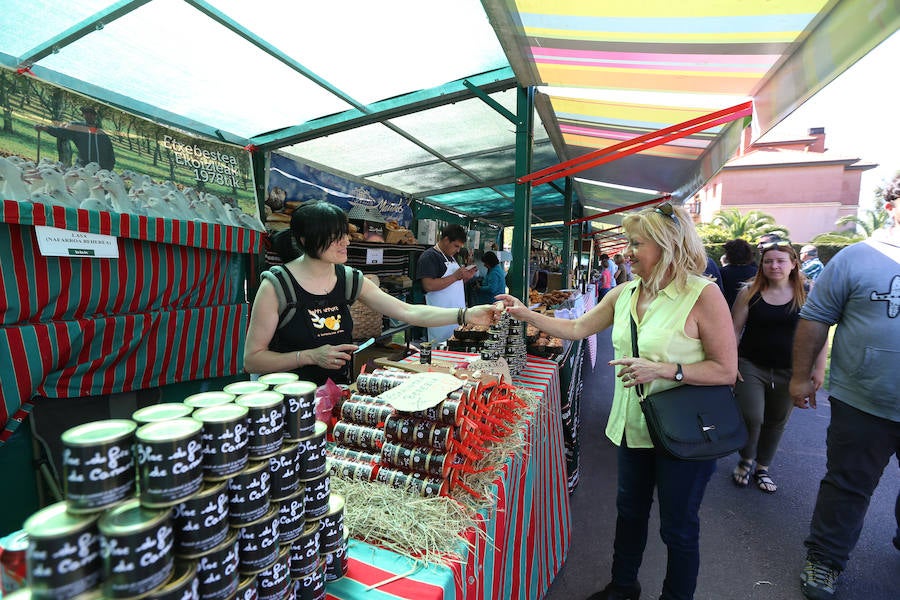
{"left": 800, "top": 244, "right": 825, "bottom": 282}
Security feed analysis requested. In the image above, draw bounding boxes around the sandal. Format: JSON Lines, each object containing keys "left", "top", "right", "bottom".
{"left": 754, "top": 469, "right": 777, "bottom": 493}
{"left": 732, "top": 459, "right": 754, "bottom": 487}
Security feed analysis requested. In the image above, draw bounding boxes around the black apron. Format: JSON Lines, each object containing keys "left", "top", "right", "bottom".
{"left": 269, "top": 264, "right": 354, "bottom": 385}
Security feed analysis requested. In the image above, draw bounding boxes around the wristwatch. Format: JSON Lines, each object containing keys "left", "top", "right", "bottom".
{"left": 674, "top": 363, "right": 684, "bottom": 382}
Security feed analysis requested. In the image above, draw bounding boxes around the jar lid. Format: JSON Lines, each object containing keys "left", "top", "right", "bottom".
{"left": 258, "top": 372, "right": 299, "bottom": 386}
{"left": 24, "top": 501, "right": 98, "bottom": 539}
{"left": 183, "top": 391, "right": 235, "bottom": 408}
{"left": 236, "top": 391, "right": 284, "bottom": 409}
{"left": 223, "top": 381, "right": 269, "bottom": 396}
{"left": 61, "top": 419, "right": 136, "bottom": 446}
{"left": 132, "top": 403, "right": 193, "bottom": 424}
{"left": 98, "top": 498, "right": 170, "bottom": 535}
{"left": 274, "top": 380, "right": 317, "bottom": 395}
{"left": 136, "top": 417, "right": 202, "bottom": 442}
{"left": 193, "top": 403, "right": 249, "bottom": 423}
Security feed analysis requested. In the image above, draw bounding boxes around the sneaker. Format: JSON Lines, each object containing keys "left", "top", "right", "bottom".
{"left": 800, "top": 559, "right": 840, "bottom": 599}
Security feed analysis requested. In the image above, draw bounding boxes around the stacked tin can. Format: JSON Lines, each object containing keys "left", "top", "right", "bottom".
{"left": 12, "top": 372, "right": 350, "bottom": 599}
{"left": 329, "top": 368, "right": 475, "bottom": 499}
{"left": 501, "top": 314, "right": 528, "bottom": 377}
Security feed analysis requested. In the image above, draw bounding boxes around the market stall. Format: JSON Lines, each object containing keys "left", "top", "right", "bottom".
{"left": 326, "top": 350, "right": 570, "bottom": 600}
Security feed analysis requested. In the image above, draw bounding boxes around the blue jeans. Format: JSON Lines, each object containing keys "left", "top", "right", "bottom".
{"left": 611, "top": 443, "right": 716, "bottom": 600}
{"left": 805, "top": 397, "right": 900, "bottom": 570}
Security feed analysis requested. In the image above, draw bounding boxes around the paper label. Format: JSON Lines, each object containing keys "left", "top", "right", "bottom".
{"left": 365, "top": 248, "right": 384, "bottom": 264}
{"left": 35, "top": 225, "right": 119, "bottom": 258}
{"left": 378, "top": 372, "right": 464, "bottom": 411}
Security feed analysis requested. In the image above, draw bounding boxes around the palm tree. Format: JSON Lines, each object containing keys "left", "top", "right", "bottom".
{"left": 834, "top": 208, "right": 889, "bottom": 238}
{"left": 710, "top": 208, "right": 789, "bottom": 241}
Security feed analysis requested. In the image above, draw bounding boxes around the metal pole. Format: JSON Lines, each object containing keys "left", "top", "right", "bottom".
{"left": 509, "top": 85, "right": 534, "bottom": 300}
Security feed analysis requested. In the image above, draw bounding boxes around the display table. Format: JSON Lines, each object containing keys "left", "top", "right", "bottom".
{"left": 325, "top": 351, "right": 571, "bottom": 599}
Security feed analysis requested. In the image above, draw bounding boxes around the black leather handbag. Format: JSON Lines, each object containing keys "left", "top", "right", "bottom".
{"left": 630, "top": 315, "right": 747, "bottom": 461}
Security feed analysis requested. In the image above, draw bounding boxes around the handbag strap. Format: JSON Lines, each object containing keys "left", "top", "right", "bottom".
{"left": 628, "top": 288, "right": 646, "bottom": 400}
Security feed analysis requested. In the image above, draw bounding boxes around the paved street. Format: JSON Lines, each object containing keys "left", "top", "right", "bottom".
{"left": 544, "top": 330, "right": 899, "bottom": 600}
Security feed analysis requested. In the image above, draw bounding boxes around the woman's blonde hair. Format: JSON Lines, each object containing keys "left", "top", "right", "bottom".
{"left": 744, "top": 242, "right": 807, "bottom": 312}
{"left": 622, "top": 203, "right": 707, "bottom": 296}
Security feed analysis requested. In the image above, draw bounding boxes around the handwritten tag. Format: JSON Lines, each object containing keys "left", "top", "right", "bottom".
{"left": 378, "top": 372, "right": 464, "bottom": 412}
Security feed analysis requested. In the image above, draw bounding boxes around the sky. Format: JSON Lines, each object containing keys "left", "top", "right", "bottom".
{"left": 761, "top": 30, "right": 899, "bottom": 211}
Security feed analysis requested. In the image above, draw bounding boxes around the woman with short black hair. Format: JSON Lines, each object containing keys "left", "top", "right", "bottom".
{"left": 245, "top": 202, "right": 502, "bottom": 384}
{"left": 475, "top": 251, "right": 506, "bottom": 304}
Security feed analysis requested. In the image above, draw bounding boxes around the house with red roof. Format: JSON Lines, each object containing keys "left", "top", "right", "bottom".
{"left": 686, "top": 127, "right": 877, "bottom": 242}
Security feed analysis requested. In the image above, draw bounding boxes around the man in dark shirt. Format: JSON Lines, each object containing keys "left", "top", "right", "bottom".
{"left": 36, "top": 106, "right": 116, "bottom": 170}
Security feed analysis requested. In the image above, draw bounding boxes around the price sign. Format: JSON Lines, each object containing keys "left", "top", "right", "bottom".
{"left": 366, "top": 248, "right": 384, "bottom": 264}
{"left": 379, "top": 372, "right": 464, "bottom": 411}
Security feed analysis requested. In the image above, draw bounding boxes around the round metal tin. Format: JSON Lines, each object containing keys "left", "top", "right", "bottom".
{"left": 313, "top": 494, "right": 345, "bottom": 554}
{"left": 300, "top": 469, "right": 330, "bottom": 520}
{"left": 227, "top": 460, "right": 271, "bottom": 526}
{"left": 97, "top": 498, "right": 173, "bottom": 599}
{"left": 273, "top": 381, "right": 317, "bottom": 441}
{"left": 267, "top": 442, "right": 299, "bottom": 501}
{"left": 236, "top": 504, "right": 280, "bottom": 575}
{"left": 171, "top": 480, "right": 230, "bottom": 557}
{"left": 235, "top": 392, "right": 285, "bottom": 459}
{"left": 222, "top": 381, "right": 268, "bottom": 396}
{"left": 132, "top": 404, "right": 194, "bottom": 426}
{"left": 254, "top": 544, "right": 289, "bottom": 600}
{"left": 135, "top": 418, "right": 205, "bottom": 507}
{"left": 322, "top": 527, "right": 349, "bottom": 582}
{"left": 192, "top": 403, "right": 250, "bottom": 480}
{"left": 193, "top": 529, "right": 239, "bottom": 600}
{"left": 183, "top": 391, "right": 235, "bottom": 409}
{"left": 60, "top": 419, "right": 136, "bottom": 513}
{"left": 234, "top": 574, "right": 257, "bottom": 600}
{"left": 274, "top": 486, "right": 306, "bottom": 544}
{"left": 287, "top": 522, "right": 319, "bottom": 580}
{"left": 293, "top": 557, "right": 325, "bottom": 600}
{"left": 23, "top": 502, "right": 101, "bottom": 599}
{"left": 257, "top": 372, "right": 299, "bottom": 388}
{"left": 296, "top": 421, "right": 327, "bottom": 481}
{"left": 146, "top": 559, "right": 198, "bottom": 600}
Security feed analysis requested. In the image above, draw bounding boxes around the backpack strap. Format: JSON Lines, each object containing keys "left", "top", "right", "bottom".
{"left": 343, "top": 264, "right": 363, "bottom": 305}
{"left": 260, "top": 265, "right": 297, "bottom": 330}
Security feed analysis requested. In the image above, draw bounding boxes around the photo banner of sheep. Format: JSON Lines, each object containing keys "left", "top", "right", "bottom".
{"left": 0, "top": 74, "right": 263, "bottom": 231}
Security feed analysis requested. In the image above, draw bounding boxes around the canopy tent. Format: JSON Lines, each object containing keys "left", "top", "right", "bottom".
{"left": 1, "top": 0, "right": 897, "bottom": 240}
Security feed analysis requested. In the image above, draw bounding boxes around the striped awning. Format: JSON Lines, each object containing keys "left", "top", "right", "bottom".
{"left": 485, "top": 0, "right": 898, "bottom": 206}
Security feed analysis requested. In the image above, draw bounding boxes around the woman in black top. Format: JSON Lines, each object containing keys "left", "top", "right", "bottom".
{"left": 730, "top": 240, "right": 826, "bottom": 492}
{"left": 244, "top": 202, "right": 501, "bottom": 384}
{"left": 720, "top": 238, "right": 758, "bottom": 308}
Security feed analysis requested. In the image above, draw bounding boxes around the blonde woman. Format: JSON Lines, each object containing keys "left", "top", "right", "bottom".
{"left": 730, "top": 239, "right": 826, "bottom": 492}
{"left": 498, "top": 202, "right": 736, "bottom": 600}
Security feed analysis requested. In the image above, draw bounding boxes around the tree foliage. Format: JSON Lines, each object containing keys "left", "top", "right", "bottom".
{"left": 707, "top": 208, "right": 789, "bottom": 241}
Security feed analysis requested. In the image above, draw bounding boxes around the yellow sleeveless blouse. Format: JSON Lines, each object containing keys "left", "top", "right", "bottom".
{"left": 605, "top": 275, "right": 712, "bottom": 448}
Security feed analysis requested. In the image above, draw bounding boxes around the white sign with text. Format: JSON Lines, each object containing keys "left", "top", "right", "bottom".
{"left": 35, "top": 226, "right": 119, "bottom": 259}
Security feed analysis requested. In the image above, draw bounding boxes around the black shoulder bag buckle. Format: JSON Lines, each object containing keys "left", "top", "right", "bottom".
{"left": 629, "top": 298, "right": 747, "bottom": 461}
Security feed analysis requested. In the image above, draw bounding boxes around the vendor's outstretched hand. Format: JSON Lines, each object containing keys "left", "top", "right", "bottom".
{"left": 466, "top": 301, "right": 505, "bottom": 325}
{"left": 495, "top": 294, "right": 532, "bottom": 321}
{"left": 308, "top": 343, "right": 357, "bottom": 370}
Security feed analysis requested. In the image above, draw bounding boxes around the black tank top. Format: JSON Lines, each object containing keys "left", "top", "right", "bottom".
{"left": 738, "top": 292, "right": 799, "bottom": 369}
{"left": 269, "top": 264, "right": 354, "bottom": 385}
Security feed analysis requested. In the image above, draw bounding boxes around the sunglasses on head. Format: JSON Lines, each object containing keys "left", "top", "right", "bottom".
{"left": 759, "top": 240, "right": 792, "bottom": 251}
{"left": 654, "top": 202, "right": 679, "bottom": 225}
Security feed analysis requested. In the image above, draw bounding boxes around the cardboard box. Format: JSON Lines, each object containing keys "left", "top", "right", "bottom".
{"left": 416, "top": 219, "right": 438, "bottom": 245}
{"left": 546, "top": 272, "right": 563, "bottom": 291}
{"left": 386, "top": 228, "right": 416, "bottom": 244}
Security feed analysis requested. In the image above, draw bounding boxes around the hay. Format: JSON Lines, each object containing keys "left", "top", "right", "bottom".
{"left": 332, "top": 476, "right": 479, "bottom": 566}
{"left": 330, "top": 385, "right": 544, "bottom": 566}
